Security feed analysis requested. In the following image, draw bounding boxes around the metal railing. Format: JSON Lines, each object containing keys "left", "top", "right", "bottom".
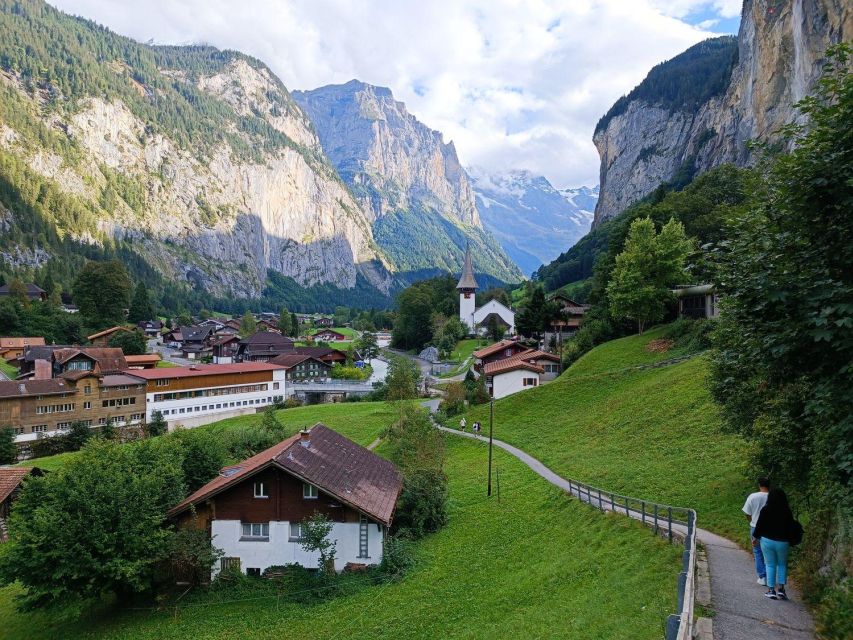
{"left": 561, "top": 477, "right": 698, "bottom": 640}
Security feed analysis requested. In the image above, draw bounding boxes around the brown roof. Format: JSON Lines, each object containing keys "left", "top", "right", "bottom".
{"left": 53, "top": 347, "right": 128, "bottom": 373}
{"left": 268, "top": 354, "right": 327, "bottom": 369}
{"left": 483, "top": 355, "right": 545, "bottom": 376}
{"left": 127, "top": 362, "right": 284, "bottom": 380}
{"left": 102, "top": 374, "right": 147, "bottom": 387}
{"left": 58, "top": 370, "right": 100, "bottom": 381}
{"left": 522, "top": 350, "right": 561, "bottom": 363}
{"left": 0, "top": 337, "right": 45, "bottom": 350}
{"left": 473, "top": 339, "right": 524, "bottom": 359}
{"left": 456, "top": 244, "right": 478, "bottom": 290}
{"left": 86, "top": 326, "right": 131, "bottom": 341}
{"left": 169, "top": 425, "right": 403, "bottom": 525}
{"left": 125, "top": 354, "right": 161, "bottom": 365}
{"left": 0, "top": 467, "right": 38, "bottom": 504}
{"left": 0, "top": 379, "right": 71, "bottom": 398}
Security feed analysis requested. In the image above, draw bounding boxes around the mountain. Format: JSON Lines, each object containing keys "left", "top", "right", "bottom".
{"left": 292, "top": 81, "right": 522, "bottom": 283}
{"left": 468, "top": 168, "right": 596, "bottom": 275}
{"left": 593, "top": 0, "right": 852, "bottom": 225}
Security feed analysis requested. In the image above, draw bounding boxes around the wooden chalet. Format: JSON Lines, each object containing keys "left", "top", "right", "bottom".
{"left": 87, "top": 326, "right": 133, "bottom": 347}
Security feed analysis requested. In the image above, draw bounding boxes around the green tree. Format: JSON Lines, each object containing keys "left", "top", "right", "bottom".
{"left": 516, "top": 285, "right": 551, "bottom": 340}
{"left": 0, "top": 427, "right": 17, "bottom": 465}
{"left": 278, "top": 308, "right": 292, "bottom": 336}
{"left": 299, "top": 512, "right": 337, "bottom": 575}
{"left": 0, "top": 438, "right": 185, "bottom": 613}
{"left": 176, "top": 311, "right": 193, "bottom": 328}
{"left": 72, "top": 260, "right": 132, "bottom": 329}
{"left": 710, "top": 46, "right": 852, "bottom": 619}
{"left": 606, "top": 217, "right": 691, "bottom": 333}
{"left": 356, "top": 332, "right": 379, "bottom": 362}
{"left": 290, "top": 312, "right": 299, "bottom": 336}
{"left": 167, "top": 529, "right": 223, "bottom": 587}
{"left": 486, "top": 315, "right": 505, "bottom": 342}
{"left": 128, "top": 282, "right": 154, "bottom": 323}
{"left": 108, "top": 329, "right": 147, "bottom": 355}
{"left": 99, "top": 417, "right": 116, "bottom": 441}
{"left": 67, "top": 421, "right": 93, "bottom": 451}
{"left": 146, "top": 410, "right": 167, "bottom": 438}
{"left": 240, "top": 311, "right": 257, "bottom": 336}
{"left": 385, "top": 357, "right": 420, "bottom": 404}
{"left": 175, "top": 431, "right": 227, "bottom": 492}
{"left": 7, "top": 278, "right": 30, "bottom": 309}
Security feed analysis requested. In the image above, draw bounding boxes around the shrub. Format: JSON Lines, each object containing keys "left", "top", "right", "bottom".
{"left": 662, "top": 317, "right": 713, "bottom": 353}
{"left": 379, "top": 536, "right": 415, "bottom": 580}
{"left": 393, "top": 468, "right": 449, "bottom": 539}
{"left": 146, "top": 410, "right": 167, "bottom": 437}
{"left": 283, "top": 397, "right": 302, "bottom": 409}
{"left": 175, "top": 431, "right": 227, "bottom": 492}
{"left": 167, "top": 529, "right": 223, "bottom": 586}
{"left": 439, "top": 382, "right": 466, "bottom": 416}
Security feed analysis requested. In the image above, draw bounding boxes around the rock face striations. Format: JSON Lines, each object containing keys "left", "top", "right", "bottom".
{"left": 469, "top": 168, "right": 596, "bottom": 276}
{"left": 293, "top": 81, "right": 521, "bottom": 282}
{"left": 593, "top": 0, "right": 853, "bottom": 225}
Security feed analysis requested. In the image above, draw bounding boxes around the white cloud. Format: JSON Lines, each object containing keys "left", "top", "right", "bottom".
{"left": 49, "top": 0, "right": 739, "bottom": 188}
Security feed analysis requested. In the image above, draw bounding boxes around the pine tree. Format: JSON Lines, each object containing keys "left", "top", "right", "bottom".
{"left": 0, "top": 427, "right": 17, "bottom": 465}
{"left": 128, "top": 282, "right": 154, "bottom": 323}
{"left": 278, "top": 308, "right": 292, "bottom": 336}
{"left": 240, "top": 311, "right": 257, "bottom": 336}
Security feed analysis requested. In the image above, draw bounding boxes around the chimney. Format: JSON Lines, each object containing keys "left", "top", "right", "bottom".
{"left": 299, "top": 429, "right": 311, "bottom": 447}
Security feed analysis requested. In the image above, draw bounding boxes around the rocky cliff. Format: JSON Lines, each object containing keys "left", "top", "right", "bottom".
{"left": 593, "top": 0, "right": 853, "bottom": 225}
{"left": 293, "top": 81, "right": 522, "bottom": 282}
{"left": 469, "top": 168, "right": 596, "bottom": 276}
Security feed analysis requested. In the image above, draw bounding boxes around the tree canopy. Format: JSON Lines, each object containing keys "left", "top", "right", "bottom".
{"left": 72, "top": 260, "right": 131, "bottom": 329}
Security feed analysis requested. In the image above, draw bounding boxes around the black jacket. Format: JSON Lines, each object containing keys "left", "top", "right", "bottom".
{"left": 754, "top": 505, "right": 796, "bottom": 543}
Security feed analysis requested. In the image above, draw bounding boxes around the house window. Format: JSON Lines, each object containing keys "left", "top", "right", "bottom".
{"left": 240, "top": 523, "right": 269, "bottom": 540}
{"left": 155, "top": 379, "right": 169, "bottom": 387}
{"left": 522, "top": 377, "right": 538, "bottom": 387}
{"left": 32, "top": 424, "right": 48, "bottom": 433}
{"left": 273, "top": 382, "right": 280, "bottom": 390}
{"left": 303, "top": 483, "right": 318, "bottom": 499}
{"left": 504, "top": 348, "right": 513, "bottom": 357}
{"left": 56, "top": 422, "right": 70, "bottom": 430}
{"left": 83, "top": 401, "right": 91, "bottom": 409}
{"left": 253, "top": 481, "right": 268, "bottom": 498}
{"left": 289, "top": 522, "right": 303, "bottom": 541}
{"left": 84, "top": 385, "right": 91, "bottom": 395}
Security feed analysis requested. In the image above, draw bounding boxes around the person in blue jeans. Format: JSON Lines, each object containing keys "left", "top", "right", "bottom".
{"left": 753, "top": 489, "right": 796, "bottom": 600}
{"left": 742, "top": 477, "right": 770, "bottom": 585}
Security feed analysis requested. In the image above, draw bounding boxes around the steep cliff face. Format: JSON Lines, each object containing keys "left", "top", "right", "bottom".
{"left": 593, "top": 0, "right": 853, "bottom": 225}
{"left": 469, "top": 168, "right": 595, "bottom": 276}
{"left": 293, "top": 82, "right": 522, "bottom": 282}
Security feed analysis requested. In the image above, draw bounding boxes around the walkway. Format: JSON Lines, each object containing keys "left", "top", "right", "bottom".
{"left": 427, "top": 407, "right": 814, "bottom": 639}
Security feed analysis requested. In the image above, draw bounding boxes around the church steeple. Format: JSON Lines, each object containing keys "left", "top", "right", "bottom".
{"left": 456, "top": 243, "right": 478, "bottom": 291}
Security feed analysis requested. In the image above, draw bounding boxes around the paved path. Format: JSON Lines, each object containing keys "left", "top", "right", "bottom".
{"left": 426, "top": 404, "right": 814, "bottom": 640}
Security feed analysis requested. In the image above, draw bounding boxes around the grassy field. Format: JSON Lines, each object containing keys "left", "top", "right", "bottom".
{"left": 0, "top": 359, "right": 18, "bottom": 379}
{"left": 462, "top": 327, "right": 749, "bottom": 541}
{"left": 0, "top": 435, "right": 682, "bottom": 639}
{"left": 307, "top": 327, "right": 358, "bottom": 339}
{"left": 439, "top": 339, "right": 488, "bottom": 378}
{"left": 155, "top": 360, "right": 178, "bottom": 368}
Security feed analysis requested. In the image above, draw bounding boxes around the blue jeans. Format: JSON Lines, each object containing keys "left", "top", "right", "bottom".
{"left": 750, "top": 527, "right": 766, "bottom": 579}
{"left": 760, "top": 538, "right": 790, "bottom": 587}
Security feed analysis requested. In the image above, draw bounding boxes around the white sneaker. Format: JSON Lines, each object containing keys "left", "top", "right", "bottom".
{"left": 757, "top": 577, "right": 767, "bottom": 586}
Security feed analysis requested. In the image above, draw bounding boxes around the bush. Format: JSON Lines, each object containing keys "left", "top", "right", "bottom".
{"left": 175, "top": 431, "right": 227, "bottom": 492}
{"left": 167, "top": 528, "right": 223, "bottom": 586}
{"left": 662, "top": 317, "right": 713, "bottom": 354}
{"left": 439, "top": 382, "right": 466, "bottom": 416}
{"left": 282, "top": 397, "right": 302, "bottom": 409}
{"left": 393, "top": 468, "right": 449, "bottom": 539}
{"left": 379, "top": 536, "right": 415, "bottom": 580}
{"left": 146, "top": 410, "right": 167, "bottom": 437}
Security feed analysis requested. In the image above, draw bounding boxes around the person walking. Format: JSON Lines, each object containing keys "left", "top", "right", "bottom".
{"left": 459, "top": 417, "right": 466, "bottom": 432}
{"left": 753, "top": 489, "right": 798, "bottom": 600}
{"left": 742, "top": 477, "right": 770, "bottom": 586}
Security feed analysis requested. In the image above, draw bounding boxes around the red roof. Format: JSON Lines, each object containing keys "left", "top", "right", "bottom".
{"left": 522, "top": 350, "right": 561, "bottom": 363}
{"left": 483, "top": 355, "right": 545, "bottom": 376}
{"left": 0, "top": 467, "right": 37, "bottom": 503}
{"left": 472, "top": 339, "right": 525, "bottom": 359}
{"left": 127, "top": 362, "right": 284, "bottom": 380}
{"left": 169, "top": 425, "right": 403, "bottom": 525}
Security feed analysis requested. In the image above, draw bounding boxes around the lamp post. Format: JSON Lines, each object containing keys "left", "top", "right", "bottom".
{"left": 487, "top": 398, "right": 494, "bottom": 497}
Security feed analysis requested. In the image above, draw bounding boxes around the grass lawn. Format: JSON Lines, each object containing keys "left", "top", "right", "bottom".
{"left": 155, "top": 360, "right": 178, "bottom": 368}
{"left": 0, "top": 359, "right": 18, "bottom": 379}
{"left": 461, "top": 327, "right": 749, "bottom": 542}
{"left": 438, "top": 338, "right": 489, "bottom": 378}
{"left": 308, "top": 327, "right": 358, "bottom": 339}
{"left": 0, "top": 436, "right": 682, "bottom": 639}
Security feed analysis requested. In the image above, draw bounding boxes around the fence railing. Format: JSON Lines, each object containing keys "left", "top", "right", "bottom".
{"left": 561, "top": 477, "right": 697, "bottom": 640}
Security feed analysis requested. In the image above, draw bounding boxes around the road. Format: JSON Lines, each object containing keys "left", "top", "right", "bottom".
{"left": 147, "top": 339, "right": 193, "bottom": 366}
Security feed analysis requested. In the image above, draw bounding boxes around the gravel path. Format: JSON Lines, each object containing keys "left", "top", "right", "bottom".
{"left": 427, "top": 405, "right": 814, "bottom": 640}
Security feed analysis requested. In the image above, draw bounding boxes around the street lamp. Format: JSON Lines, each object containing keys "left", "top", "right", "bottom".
{"left": 487, "top": 398, "right": 494, "bottom": 497}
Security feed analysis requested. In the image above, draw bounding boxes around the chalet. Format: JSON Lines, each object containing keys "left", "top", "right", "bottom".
{"left": 224, "top": 319, "right": 243, "bottom": 332}
{"left": 211, "top": 334, "right": 241, "bottom": 364}
{"left": 198, "top": 319, "right": 226, "bottom": 331}
{"left": 129, "top": 362, "right": 286, "bottom": 429}
{"left": 268, "top": 354, "right": 331, "bottom": 382}
{"left": 179, "top": 325, "right": 216, "bottom": 360}
{"left": 0, "top": 337, "right": 45, "bottom": 361}
{"left": 256, "top": 319, "right": 280, "bottom": 333}
{"left": 169, "top": 425, "right": 403, "bottom": 575}
{"left": 283, "top": 346, "right": 351, "bottom": 366}
{"left": 672, "top": 285, "right": 719, "bottom": 319}
{"left": 15, "top": 346, "right": 128, "bottom": 380}
{"left": 313, "top": 329, "right": 347, "bottom": 342}
{"left": 236, "top": 332, "right": 295, "bottom": 362}
{"left": 548, "top": 293, "right": 590, "bottom": 334}
{"left": 0, "top": 467, "right": 43, "bottom": 541}
{"left": 0, "top": 372, "right": 147, "bottom": 449}
{"left": 163, "top": 329, "right": 183, "bottom": 345}
{"left": 314, "top": 317, "right": 334, "bottom": 328}
{"left": 137, "top": 320, "right": 163, "bottom": 337}
{"left": 472, "top": 339, "right": 530, "bottom": 372}
{"left": 483, "top": 356, "right": 545, "bottom": 399}
{"left": 87, "top": 326, "right": 132, "bottom": 347}
{"left": 0, "top": 283, "right": 47, "bottom": 302}
{"left": 124, "top": 354, "right": 162, "bottom": 369}
{"left": 518, "top": 350, "right": 561, "bottom": 381}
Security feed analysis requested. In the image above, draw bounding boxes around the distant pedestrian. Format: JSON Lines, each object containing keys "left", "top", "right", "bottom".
{"left": 753, "top": 489, "right": 802, "bottom": 601}
{"left": 473, "top": 421, "right": 481, "bottom": 435}
{"left": 459, "top": 417, "right": 466, "bottom": 431}
{"left": 742, "top": 477, "right": 770, "bottom": 586}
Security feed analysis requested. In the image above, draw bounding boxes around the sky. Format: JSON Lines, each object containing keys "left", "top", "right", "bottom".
{"left": 51, "top": 0, "right": 741, "bottom": 189}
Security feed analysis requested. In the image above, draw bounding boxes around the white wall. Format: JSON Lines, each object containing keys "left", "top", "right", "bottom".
{"left": 211, "top": 519, "right": 385, "bottom": 576}
{"left": 147, "top": 370, "right": 287, "bottom": 429}
{"left": 491, "top": 368, "right": 539, "bottom": 399}
{"left": 459, "top": 292, "right": 476, "bottom": 332}
{"left": 472, "top": 299, "right": 515, "bottom": 334}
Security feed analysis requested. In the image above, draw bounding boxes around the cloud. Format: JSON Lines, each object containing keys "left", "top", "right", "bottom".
{"left": 49, "top": 0, "right": 740, "bottom": 188}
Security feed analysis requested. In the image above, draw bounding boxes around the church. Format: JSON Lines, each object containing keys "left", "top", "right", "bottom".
{"left": 457, "top": 246, "right": 516, "bottom": 335}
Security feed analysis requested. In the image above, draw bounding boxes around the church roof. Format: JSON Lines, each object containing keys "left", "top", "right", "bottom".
{"left": 456, "top": 244, "right": 478, "bottom": 290}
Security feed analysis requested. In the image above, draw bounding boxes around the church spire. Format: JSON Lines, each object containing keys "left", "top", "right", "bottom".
{"left": 456, "top": 243, "right": 478, "bottom": 291}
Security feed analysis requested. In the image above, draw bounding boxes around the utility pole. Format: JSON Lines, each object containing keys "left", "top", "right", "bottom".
{"left": 487, "top": 398, "right": 494, "bottom": 497}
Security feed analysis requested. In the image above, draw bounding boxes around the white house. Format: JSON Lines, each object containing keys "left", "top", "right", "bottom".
{"left": 168, "top": 424, "right": 403, "bottom": 576}
{"left": 129, "top": 362, "right": 287, "bottom": 430}
{"left": 483, "top": 355, "right": 545, "bottom": 399}
{"left": 457, "top": 245, "right": 515, "bottom": 334}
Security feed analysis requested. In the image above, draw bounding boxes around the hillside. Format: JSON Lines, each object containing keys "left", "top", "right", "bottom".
{"left": 2, "top": 402, "right": 682, "bottom": 639}
{"left": 462, "top": 327, "right": 749, "bottom": 540}
{"left": 292, "top": 81, "right": 522, "bottom": 283}
{"left": 0, "top": 0, "right": 520, "bottom": 312}
{"left": 468, "top": 168, "right": 596, "bottom": 276}
{"left": 593, "top": 0, "right": 852, "bottom": 224}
